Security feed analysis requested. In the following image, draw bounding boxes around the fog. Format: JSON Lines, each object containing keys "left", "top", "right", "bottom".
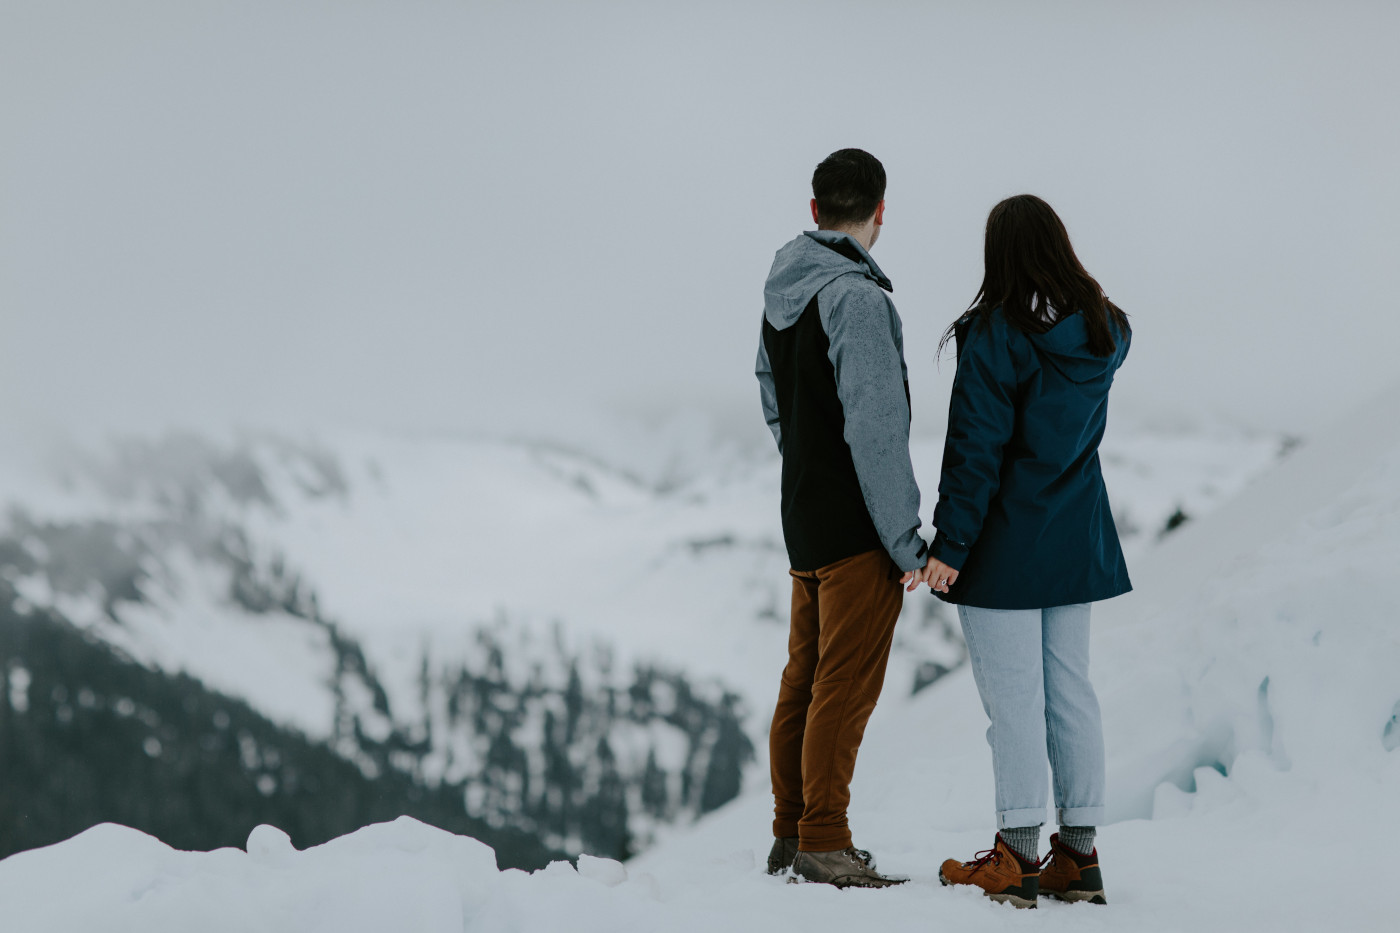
{"left": 3, "top": 0, "right": 1396, "bottom": 450}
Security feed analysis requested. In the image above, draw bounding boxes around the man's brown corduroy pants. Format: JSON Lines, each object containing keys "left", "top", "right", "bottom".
{"left": 769, "top": 548, "right": 904, "bottom": 852}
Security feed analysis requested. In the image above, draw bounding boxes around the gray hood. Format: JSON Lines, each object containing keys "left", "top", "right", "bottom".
{"left": 763, "top": 230, "right": 892, "bottom": 329}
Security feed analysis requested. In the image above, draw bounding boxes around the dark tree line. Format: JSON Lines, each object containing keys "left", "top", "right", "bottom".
{"left": 0, "top": 586, "right": 561, "bottom": 868}
{"left": 421, "top": 628, "right": 754, "bottom": 860}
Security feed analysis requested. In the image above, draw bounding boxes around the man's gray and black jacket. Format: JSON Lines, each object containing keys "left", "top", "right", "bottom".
{"left": 755, "top": 230, "right": 927, "bottom": 573}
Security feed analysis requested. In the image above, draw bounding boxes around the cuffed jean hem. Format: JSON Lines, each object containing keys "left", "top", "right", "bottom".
{"left": 1056, "top": 806, "right": 1105, "bottom": 827}
{"left": 997, "top": 807, "right": 1047, "bottom": 830}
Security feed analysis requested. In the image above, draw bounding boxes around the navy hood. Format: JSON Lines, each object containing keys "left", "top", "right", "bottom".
{"left": 1027, "top": 313, "right": 1130, "bottom": 384}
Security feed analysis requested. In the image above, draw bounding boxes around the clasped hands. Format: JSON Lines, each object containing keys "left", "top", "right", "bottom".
{"left": 899, "top": 556, "right": 959, "bottom": 594}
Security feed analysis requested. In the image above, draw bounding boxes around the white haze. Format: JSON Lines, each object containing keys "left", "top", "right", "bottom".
{"left": 2, "top": 0, "right": 1397, "bottom": 451}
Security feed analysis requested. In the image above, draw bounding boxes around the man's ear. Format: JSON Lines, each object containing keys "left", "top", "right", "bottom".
{"left": 810, "top": 198, "right": 820, "bottom": 226}
{"left": 874, "top": 200, "right": 885, "bottom": 226}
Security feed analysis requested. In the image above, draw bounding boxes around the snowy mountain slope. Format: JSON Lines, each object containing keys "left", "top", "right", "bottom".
{"left": 0, "top": 407, "right": 1369, "bottom": 929}
{"left": 0, "top": 419, "right": 1288, "bottom": 866}
{"left": 9, "top": 425, "right": 1264, "bottom": 689}
{"left": 0, "top": 435, "right": 756, "bottom": 861}
{"left": 4, "top": 420, "right": 1281, "bottom": 718}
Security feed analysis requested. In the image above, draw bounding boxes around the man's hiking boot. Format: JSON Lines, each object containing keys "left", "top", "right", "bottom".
{"left": 789, "top": 847, "right": 906, "bottom": 888}
{"left": 766, "top": 837, "right": 877, "bottom": 876}
{"left": 766, "top": 837, "right": 799, "bottom": 875}
{"left": 1038, "top": 832, "right": 1107, "bottom": 905}
{"left": 938, "top": 835, "right": 1040, "bottom": 909}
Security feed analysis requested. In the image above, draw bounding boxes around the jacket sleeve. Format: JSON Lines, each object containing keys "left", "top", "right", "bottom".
{"left": 890, "top": 301, "right": 910, "bottom": 383}
{"left": 821, "top": 282, "right": 927, "bottom": 572}
{"left": 929, "top": 318, "right": 1019, "bottom": 571}
{"left": 755, "top": 324, "right": 782, "bottom": 453}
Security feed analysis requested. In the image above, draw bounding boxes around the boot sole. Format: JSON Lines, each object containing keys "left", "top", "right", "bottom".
{"left": 939, "top": 870, "right": 1038, "bottom": 909}
{"left": 835, "top": 877, "right": 907, "bottom": 889}
{"left": 789, "top": 874, "right": 907, "bottom": 889}
{"left": 1042, "top": 889, "right": 1107, "bottom": 905}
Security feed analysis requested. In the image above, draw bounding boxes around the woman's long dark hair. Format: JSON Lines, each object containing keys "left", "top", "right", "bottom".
{"left": 938, "top": 194, "right": 1130, "bottom": 360}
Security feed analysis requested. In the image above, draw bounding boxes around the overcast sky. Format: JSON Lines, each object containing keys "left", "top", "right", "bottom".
{"left": 3, "top": 0, "right": 1397, "bottom": 450}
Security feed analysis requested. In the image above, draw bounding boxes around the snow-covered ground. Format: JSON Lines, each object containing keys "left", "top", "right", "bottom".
{"left": 3, "top": 393, "right": 1393, "bottom": 930}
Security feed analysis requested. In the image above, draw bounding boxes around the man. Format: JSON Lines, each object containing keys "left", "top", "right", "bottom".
{"left": 755, "top": 148, "right": 932, "bottom": 888}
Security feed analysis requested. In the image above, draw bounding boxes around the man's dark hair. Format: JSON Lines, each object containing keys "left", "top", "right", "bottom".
{"left": 811, "top": 149, "right": 886, "bottom": 228}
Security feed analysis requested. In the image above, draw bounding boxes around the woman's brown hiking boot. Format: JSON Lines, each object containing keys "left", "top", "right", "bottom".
{"left": 1038, "top": 832, "right": 1107, "bottom": 904}
{"left": 938, "top": 835, "right": 1040, "bottom": 909}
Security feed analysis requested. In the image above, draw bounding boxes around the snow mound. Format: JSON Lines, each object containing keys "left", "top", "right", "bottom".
{"left": 1094, "top": 385, "right": 1400, "bottom": 821}
{"left": 0, "top": 818, "right": 500, "bottom": 933}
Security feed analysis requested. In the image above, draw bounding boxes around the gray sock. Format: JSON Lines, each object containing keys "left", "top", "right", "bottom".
{"left": 999, "top": 825, "right": 1040, "bottom": 863}
{"left": 1059, "top": 825, "right": 1096, "bottom": 855}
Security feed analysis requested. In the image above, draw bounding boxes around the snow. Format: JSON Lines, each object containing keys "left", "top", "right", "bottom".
{"left": 3, "top": 387, "right": 1397, "bottom": 929}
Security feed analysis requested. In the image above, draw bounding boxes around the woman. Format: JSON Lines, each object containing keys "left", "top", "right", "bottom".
{"left": 923, "top": 194, "right": 1130, "bottom": 909}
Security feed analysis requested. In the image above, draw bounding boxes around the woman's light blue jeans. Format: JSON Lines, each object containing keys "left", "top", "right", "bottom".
{"left": 957, "top": 603, "right": 1106, "bottom": 829}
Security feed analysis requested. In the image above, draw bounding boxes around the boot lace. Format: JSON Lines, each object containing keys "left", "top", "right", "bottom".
{"left": 963, "top": 847, "right": 1001, "bottom": 869}
{"left": 963, "top": 846, "right": 1052, "bottom": 871}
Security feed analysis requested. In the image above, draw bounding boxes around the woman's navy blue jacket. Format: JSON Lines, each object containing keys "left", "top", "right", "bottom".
{"left": 930, "top": 306, "right": 1132, "bottom": 609}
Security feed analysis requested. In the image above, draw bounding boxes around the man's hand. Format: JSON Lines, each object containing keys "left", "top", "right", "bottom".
{"left": 924, "top": 558, "right": 959, "bottom": 594}
{"left": 899, "top": 563, "right": 930, "bottom": 593}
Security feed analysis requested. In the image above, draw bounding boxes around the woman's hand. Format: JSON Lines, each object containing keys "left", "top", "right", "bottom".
{"left": 924, "top": 558, "right": 959, "bottom": 594}
{"left": 900, "top": 557, "right": 960, "bottom": 593}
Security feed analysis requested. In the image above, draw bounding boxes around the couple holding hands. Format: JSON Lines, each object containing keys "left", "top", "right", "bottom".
{"left": 755, "top": 149, "right": 1131, "bottom": 908}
